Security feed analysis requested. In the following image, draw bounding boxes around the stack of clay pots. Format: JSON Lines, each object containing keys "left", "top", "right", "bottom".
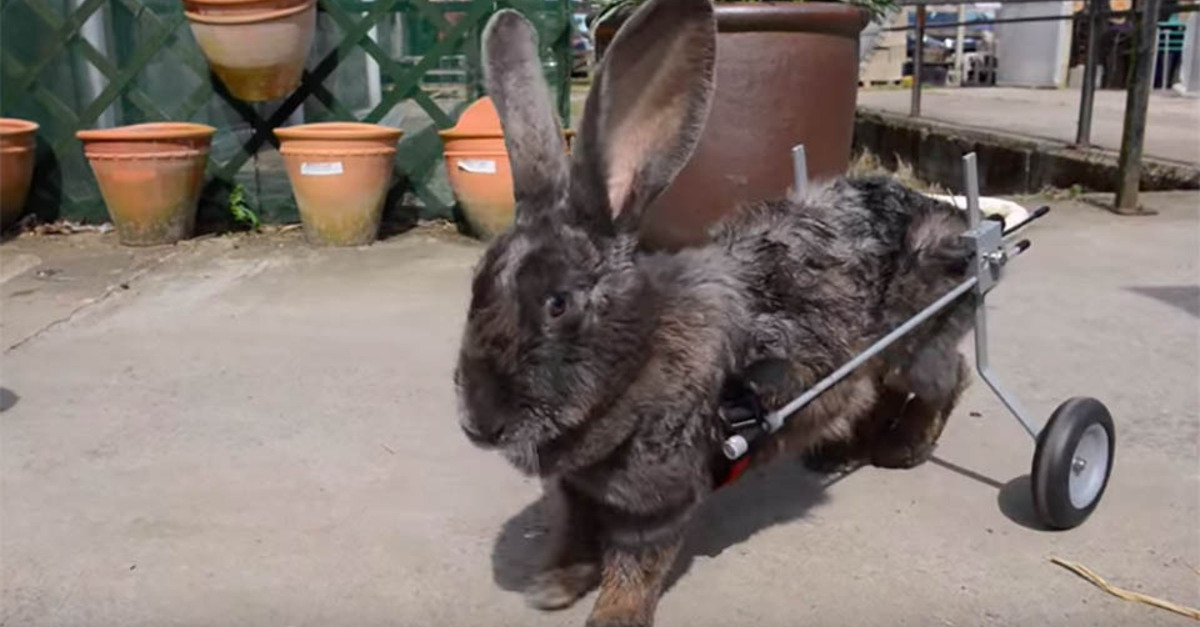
{"left": 13, "top": 7, "right": 559, "bottom": 248}
{"left": 66, "top": 0, "right": 409, "bottom": 248}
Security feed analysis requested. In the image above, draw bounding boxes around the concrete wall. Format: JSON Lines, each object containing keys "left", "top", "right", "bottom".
{"left": 852, "top": 109, "right": 1200, "bottom": 194}
{"left": 1181, "top": 11, "right": 1200, "bottom": 92}
{"left": 995, "top": 1, "right": 1074, "bottom": 87}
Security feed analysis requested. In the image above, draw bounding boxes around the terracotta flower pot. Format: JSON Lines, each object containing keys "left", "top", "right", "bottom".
{"left": 439, "top": 97, "right": 572, "bottom": 240}
{"left": 275, "top": 122, "right": 402, "bottom": 246}
{"left": 183, "top": 0, "right": 316, "bottom": 102}
{"left": 596, "top": 3, "right": 869, "bottom": 249}
{"left": 0, "top": 118, "right": 38, "bottom": 229}
{"left": 77, "top": 122, "right": 215, "bottom": 246}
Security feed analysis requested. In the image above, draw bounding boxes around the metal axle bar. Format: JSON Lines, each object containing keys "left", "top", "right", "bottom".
{"left": 765, "top": 277, "right": 978, "bottom": 434}
{"left": 723, "top": 277, "right": 979, "bottom": 460}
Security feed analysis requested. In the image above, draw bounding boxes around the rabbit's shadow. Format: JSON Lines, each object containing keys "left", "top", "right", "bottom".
{"left": 491, "top": 458, "right": 840, "bottom": 595}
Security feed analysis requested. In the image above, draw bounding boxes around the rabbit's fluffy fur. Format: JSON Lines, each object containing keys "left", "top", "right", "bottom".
{"left": 454, "top": 1, "right": 974, "bottom": 624}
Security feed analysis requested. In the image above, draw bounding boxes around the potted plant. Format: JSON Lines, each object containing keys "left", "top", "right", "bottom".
{"left": 590, "top": 0, "right": 893, "bottom": 248}
{"left": 439, "top": 97, "right": 573, "bottom": 240}
{"left": 182, "top": 0, "right": 317, "bottom": 102}
{"left": 0, "top": 118, "right": 39, "bottom": 229}
{"left": 77, "top": 122, "right": 216, "bottom": 246}
{"left": 275, "top": 122, "right": 403, "bottom": 246}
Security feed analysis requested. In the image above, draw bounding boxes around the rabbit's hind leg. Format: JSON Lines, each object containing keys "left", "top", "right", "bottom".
{"left": 526, "top": 479, "right": 603, "bottom": 610}
{"left": 802, "top": 385, "right": 906, "bottom": 474}
{"left": 588, "top": 539, "right": 681, "bottom": 627}
{"left": 869, "top": 349, "right": 970, "bottom": 469}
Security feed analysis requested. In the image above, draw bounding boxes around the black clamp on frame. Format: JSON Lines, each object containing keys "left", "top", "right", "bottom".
{"left": 714, "top": 376, "right": 766, "bottom": 486}
{"left": 717, "top": 358, "right": 793, "bottom": 461}
{"left": 719, "top": 379, "right": 769, "bottom": 448}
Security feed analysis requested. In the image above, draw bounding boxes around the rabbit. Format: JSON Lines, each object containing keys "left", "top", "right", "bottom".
{"left": 454, "top": 0, "right": 974, "bottom": 624}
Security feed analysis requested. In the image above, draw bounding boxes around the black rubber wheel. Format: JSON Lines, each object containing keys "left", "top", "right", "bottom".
{"left": 1031, "top": 397, "right": 1115, "bottom": 530}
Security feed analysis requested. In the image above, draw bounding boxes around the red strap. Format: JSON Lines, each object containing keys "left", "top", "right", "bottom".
{"left": 720, "top": 456, "right": 752, "bottom": 487}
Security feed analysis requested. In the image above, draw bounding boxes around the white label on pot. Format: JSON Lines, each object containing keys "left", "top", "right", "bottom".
{"left": 301, "top": 162, "right": 344, "bottom": 176}
{"left": 457, "top": 159, "right": 497, "bottom": 174}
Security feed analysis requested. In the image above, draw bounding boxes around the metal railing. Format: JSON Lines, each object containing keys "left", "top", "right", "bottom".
{"left": 884, "top": 0, "right": 1196, "bottom": 213}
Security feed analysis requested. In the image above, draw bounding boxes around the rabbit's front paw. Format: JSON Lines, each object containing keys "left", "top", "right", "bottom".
{"left": 525, "top": 563, "right": 599, "bottom": 610}
{"left": 802, "top": 439, "right": 869, "bottom": 474}
{"left": 870, "top": 439, "right": 936, "bottom": 469}
{"left": 586, "top": 617, "right": 649, "bottom": 627}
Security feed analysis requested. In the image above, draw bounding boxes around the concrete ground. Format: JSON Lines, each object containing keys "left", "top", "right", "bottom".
{"left": 1, "top": 193, "right": 1198, "bottom": 627}
{"left": 858, "top": 87, "right": 1200, "bottom": 166}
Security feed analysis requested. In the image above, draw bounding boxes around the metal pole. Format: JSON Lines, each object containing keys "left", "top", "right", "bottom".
{"left": 1161, "top": 25, "right": 1173, "bottom": 89}
{"left": 1154, "top": 22, "right": 1163, "bottom": 89}
{"left": 911, "top": 5, "right": 926, "bottom": 117}
{"left": 792, "top": 144, "right": 808, "bottom": 198}
{"left": 1115, "top": 0, "right": 1164, "bottom": 213}
{"left": 955, "top": 3, "right": 966, "bottom": 86}
{"left": 961, "top": 153, "right": 1040, "bottom": 440}
{"left": 76, "top": 0, "right": 114, "bottom": 128}
{"left": 963, "top": 153, "right": 981, "bottom": 229}
{"left": 1076, "top": 0, "right": 1101, "bottom": 146}
{"left": 366, "top": 23, "right": 384, "bottom": 108}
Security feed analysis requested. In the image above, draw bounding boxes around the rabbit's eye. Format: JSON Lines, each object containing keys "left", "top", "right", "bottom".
{"left": 545, "top": 292, "right": 568, "bottom": 318}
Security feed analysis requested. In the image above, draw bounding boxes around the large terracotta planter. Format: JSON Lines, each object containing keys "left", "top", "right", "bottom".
{"left": 439, "top": 97, "right": 572, "bottom": 240}
{"left": 183, "top": 0, "right": 316, "bottom": 102}
{"left": 275, "top": 122, "right": 402, "bottom": 246}
{"left": 78, "top": 122, "right": 215, "bottom": 246}
{"left": 597, "top": 3, "right": 869, "bottom": 248}
{"left": 0, "top": 118, "right": 38, "bottom": 229}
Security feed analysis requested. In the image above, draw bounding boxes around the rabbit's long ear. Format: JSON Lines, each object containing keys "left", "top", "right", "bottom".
{"left": 482, "top": 10, "right": 570, "bottom": 221}
{"left": 570, "top": 0, "right": 716, "bottom": 233}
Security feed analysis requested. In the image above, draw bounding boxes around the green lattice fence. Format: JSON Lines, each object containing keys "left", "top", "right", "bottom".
{"left": 0, "top": 0, "right": 572, "bottom": 227}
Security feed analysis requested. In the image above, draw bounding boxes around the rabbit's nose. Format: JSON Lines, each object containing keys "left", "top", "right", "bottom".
{"left": 462, "top": 421, "right": 503, "bottom": 447}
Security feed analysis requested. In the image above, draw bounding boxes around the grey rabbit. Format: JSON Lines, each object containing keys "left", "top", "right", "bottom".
{"left": 454, "top": 0, "right": 974, "bottom": 624}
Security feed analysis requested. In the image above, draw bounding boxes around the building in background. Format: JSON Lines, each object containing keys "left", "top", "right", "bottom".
{"left": 861, "top": 1, "right": 1199, "bottom": 93}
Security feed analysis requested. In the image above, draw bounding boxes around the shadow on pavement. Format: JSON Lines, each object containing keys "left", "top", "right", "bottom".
{"left": 0, "top": 387, "right": 18, "bottom": 412}
{"left": 930, "top": 456, "right": 1045, "bottom": 531}
{"left": 1126, "top": 285, "right": 1200, "bottom": 319}
{"left": 490, "top": 457, "right": 838, "bottom": 597}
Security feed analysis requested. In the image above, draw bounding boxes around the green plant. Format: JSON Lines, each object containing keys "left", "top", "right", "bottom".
{"left": 228, "top": 183, "right": 260, "bottom": 230}
{"left": 844, "top": 0, "right": 897, "bottom": 21}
